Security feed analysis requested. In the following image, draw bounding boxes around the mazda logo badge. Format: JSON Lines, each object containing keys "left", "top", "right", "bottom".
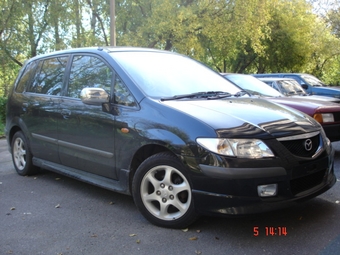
{"left": 304, "top": 139, "right": 313, "bottom": 151}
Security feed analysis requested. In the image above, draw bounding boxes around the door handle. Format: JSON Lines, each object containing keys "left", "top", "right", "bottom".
{"left": 61, "top": 109, "right": 71, "bottom": 119}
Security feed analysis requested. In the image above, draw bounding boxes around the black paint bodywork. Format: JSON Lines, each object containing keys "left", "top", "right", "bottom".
{"left": 6, "top": 47, "right": 336, "bottom": 216}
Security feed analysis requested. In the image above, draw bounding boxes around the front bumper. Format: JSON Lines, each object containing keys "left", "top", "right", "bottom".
{"left": 188, "top": 146, "right": 336, "bottom": 216}
{"left": 322, "top": 123, "right": 340, "bottom": 142}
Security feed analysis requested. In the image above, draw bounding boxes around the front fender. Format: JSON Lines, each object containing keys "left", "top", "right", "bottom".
{"left": 142, "top": 128, "right": 194, "bottom": 156}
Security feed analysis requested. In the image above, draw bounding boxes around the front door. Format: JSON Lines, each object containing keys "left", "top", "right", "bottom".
{"left": 58, "top": 54, "right": 117, "bottom": 179}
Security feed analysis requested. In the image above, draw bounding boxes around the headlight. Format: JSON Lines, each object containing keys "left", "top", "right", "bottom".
{"left": 196, "top": 138, "right": 275, "bottom": 158}
{"left": 313, "top": 113, "right": 334, "bottom": 123}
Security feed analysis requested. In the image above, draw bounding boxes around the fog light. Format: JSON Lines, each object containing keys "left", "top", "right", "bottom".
{"left": 257, "top": 184, "right": 278, "bottom": 197}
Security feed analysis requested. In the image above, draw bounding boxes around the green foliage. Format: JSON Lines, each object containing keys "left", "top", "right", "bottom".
{"left": 1, "top": 0, "right": 340, "bottom": 92}
{"left": 0, "top": 121, "right": 4, "bottom": 137}
{"left": 0, "top": 96, "right": 7, "bottom": 125}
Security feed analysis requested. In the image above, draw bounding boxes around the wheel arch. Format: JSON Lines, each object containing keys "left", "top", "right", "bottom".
{"left": 8, "top": 125, "right": 23, "bottom": 148}
{"left": 7, "top": 116, "right": 31, "bottom": 148}
{"left": 128, "top": 144, "right": 178, "bottom": 193}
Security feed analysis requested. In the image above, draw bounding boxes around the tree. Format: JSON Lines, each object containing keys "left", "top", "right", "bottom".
{"left": 2, "top": 0, "right": 340, "bottom": 97}
{"left": 328, "top": 8, "right": 340, "bottom": 38}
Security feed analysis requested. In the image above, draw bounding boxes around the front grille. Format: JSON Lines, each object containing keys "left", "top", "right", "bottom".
{"left": 333, "top": 112, "right": 340, "bottom": 122}
{"left": 290, "top": 169, "right": 326, "bottom": 195}
{"left": 280, "top": 134, "right": 320, "bottom": 157}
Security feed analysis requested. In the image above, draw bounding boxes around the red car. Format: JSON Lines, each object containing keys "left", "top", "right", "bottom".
{"left": 223, "top": 73, "right": 340, "bottom": 142}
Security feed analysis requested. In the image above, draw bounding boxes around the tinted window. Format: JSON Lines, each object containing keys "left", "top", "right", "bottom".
{"left": 67, "top": 55, "right": 113, "bottom": 98}
{"left": 15, "top": 61, "right": 38, "bottom": 93}
{"left": 29, "top": 56, "right": 68, "bottom": 95}
{"left": 114, "top": 75, "right": 136, "bottom": 107}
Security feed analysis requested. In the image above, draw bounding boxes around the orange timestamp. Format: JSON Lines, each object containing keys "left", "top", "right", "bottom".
{"left": 253, "top": 226, "right": 287, "bottom": 236}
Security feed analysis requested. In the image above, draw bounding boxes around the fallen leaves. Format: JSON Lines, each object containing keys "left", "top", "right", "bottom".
{"left": 129, "top": 234, "right": 141, "bottom": 244}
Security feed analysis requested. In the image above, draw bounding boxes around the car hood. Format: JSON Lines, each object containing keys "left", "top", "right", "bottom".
{"left": 162, "top": 98, "right": 320, "bottom": 139}
{"left": 266, "top": 97, "right": 340, "bottom": 115}
{"left": 291, "top": 95, "right": 340, "bottom": 103}
{"left": 312, "top": 86, "right": 340, "bottom": 96}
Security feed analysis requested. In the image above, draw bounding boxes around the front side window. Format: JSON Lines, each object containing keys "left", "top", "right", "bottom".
{"left": 67, "top": 55, "right": 113, "bottom": 99}
{"left": 29, "top": 56, "right": 68, "bottom": 95}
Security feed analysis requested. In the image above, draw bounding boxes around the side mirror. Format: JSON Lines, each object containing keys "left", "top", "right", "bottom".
{"left": 301, "top": 84, "right": 308, "bottom": 90}
{"left": 80, "top": 88, "right": 109, "bottom": 105}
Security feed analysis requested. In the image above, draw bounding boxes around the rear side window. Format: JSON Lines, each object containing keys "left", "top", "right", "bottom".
{"left": 29, "top": 56, "right": 69, "bottom": 95}
{"left": 67, "top": 55, "right": 113, "bottom": 99}
{"left": 15, "top": 61, "right": 38, "bottom": 93}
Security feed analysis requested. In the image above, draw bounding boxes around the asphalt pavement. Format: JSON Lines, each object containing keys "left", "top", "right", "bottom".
{"left": 1, "top": 138, "right": 340, "bottom": 255}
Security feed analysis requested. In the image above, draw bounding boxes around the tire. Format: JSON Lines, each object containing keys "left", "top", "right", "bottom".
{"left": 132, "top": 152, "right": 198, "bottom": 228}
{"left": 11, "top": 131, "right": 38, "bottom": 176}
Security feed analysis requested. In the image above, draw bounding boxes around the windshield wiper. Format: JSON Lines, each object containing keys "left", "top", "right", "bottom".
{"left": 233, "top": 90, "right": 250, "bottom": 97}
{"left": 161, "top": 91, "right": 233, "bottom": 101}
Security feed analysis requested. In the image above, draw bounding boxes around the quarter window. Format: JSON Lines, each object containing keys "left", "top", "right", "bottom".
{"left": 114, "top": 76, "right": 136, "bottom": 107}
{"left": 15, "top": 61, "right": 38, "bottom": 93}
{"left": 29, "top": 56, "right": 68, "bottom": 95}
{"left": 67, "top": 55, "right": 113, "bottom": 98}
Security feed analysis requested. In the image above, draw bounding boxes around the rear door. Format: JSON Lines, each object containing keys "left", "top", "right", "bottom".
{"left": 22, "top": 55, "right": 69, "bottom": 163}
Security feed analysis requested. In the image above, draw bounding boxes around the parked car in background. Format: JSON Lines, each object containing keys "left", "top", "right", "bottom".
{"left": 258, "top": 77, "right": 340, "bottom": 104}
{"left": 5, "top": 48, "right": 336, "bottom": 228}
{"left": 223, "top": 73, "right": 340, "bottom": 142}
{"left": 253, "top": 73, "right": 340, "bottom": 98}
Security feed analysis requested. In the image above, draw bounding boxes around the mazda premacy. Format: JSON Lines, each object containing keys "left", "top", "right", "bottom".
{"left": 6, "top": 47, "right": 336, "bottom": 228}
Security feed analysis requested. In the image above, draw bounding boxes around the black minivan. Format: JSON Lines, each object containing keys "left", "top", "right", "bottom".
{"left": 6, "top": 47, "right": 336, "bottom": 228}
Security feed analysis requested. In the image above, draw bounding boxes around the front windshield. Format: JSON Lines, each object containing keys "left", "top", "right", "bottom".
{"left": 277, "top": 80, "right": 306, "bottom": 95}
{"left": 301, "top": 74, "right": 324, "bottom": 87}
{"left": 110, "top": 51, "right": 241, "bottom": 98}
{"left": 226, "top": 74, "right": 283, "bottom": 97}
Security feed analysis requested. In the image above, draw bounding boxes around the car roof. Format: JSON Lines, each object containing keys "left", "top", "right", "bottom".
{"left": 24, "top": 46, "right": 171, "bottom": 62}
{"left": 253, "top": 73, "right": 306, "bottom": 76}
{"left": 258, "top": 77, "right": 297, "bottom": 82}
